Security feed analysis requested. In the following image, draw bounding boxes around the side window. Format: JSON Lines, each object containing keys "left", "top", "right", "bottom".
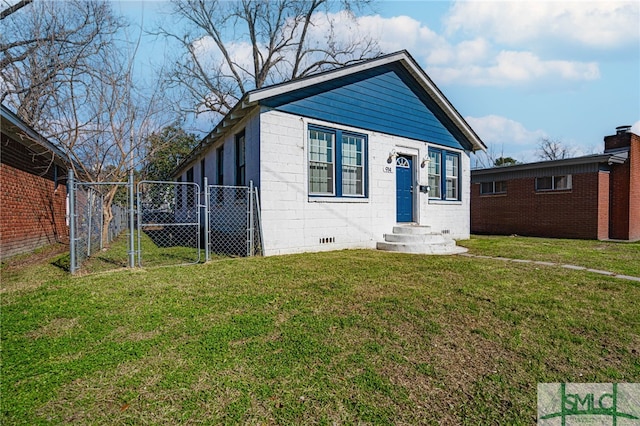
{"left": 216, "top": 146, "right": 224, "bottom": 185}
{"left": 235, "top": 131, "right": 245, "bottom": 186}
{"left": 186, "top": 167, "right": 195, "bottom": 208}
{"left": 200, "top": 158, "right": 205, "bottom": 189}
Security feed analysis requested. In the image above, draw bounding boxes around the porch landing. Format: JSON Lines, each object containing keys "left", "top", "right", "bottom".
{"left": 376, "top": 225, "right": 468, "bottom": 255}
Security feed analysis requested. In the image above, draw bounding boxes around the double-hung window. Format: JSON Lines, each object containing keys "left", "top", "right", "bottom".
{"left": 308, "top": 126, "right": 367, "bottom": 198}
{"left": 480, "top": 181, "right": 507, "bottom": 194}
{"left": 428, "top": 147, "right": 460, "bottom": 201}
{"left": 309, "top": 128, "right": 335, "bottom": 195}
{"left": 536, "top": 175, "right": 571, "bottom": 191}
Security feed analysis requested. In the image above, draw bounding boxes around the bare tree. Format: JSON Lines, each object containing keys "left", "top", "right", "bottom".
{"left": 57, "top": 41, "right": 175, "bottom": 242}
{"left": 156, "top": 0, "right": 380, "bottom": 118}
{"left": 472, "top": 143, "right": 520, "bottom": 169}
{"left": 2, "top": 0, "right": 177, "bottom": 242}
{"left": 536, "top": 137, "right": 575, "bottom": 161}
{"left": 1, "top": 0, "right": 125, "bottom": 127}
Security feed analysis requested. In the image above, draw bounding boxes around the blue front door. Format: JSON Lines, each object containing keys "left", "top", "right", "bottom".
{"left": 396, "top": 155, "right": 413, "bottom": 222}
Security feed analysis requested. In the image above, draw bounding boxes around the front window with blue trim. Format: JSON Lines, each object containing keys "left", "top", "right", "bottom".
{"left": 428, "top": 148, "right": 460, "bottom": 201}
{"left": 308, "top": 126, "right": 366, "bottom": 197}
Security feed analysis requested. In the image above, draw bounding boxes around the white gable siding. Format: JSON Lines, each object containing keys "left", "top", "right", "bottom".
{"left": 259, "top": 109, "right": 470, "bottom": 256}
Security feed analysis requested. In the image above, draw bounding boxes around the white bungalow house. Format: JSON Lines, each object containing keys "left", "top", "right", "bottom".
{"left": 174, "top": 50, "right": 486, "bottom": 256}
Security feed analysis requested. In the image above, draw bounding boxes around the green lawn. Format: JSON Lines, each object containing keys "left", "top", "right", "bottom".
{"left": 458, "top": 235, "right": 640, "bottom": 277}
{"left": 2, "top": 239, "right": 639, "bottom": 424}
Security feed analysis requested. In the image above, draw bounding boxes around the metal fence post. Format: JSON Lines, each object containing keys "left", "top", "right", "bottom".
{"left": 255, "top": 187, "right": 264, "bottom": 256}
{"left": 249, "top": 180, "right": 254, "bottom": 256}
{"left": 86, "top": 188, "right": 93, "bottom": 257}
{"left": 204, "top": 177, "right": 210, "bottom": 262}
{"left": 99, "top": 192, "right": 104, "bottom": 251}
{"left": 69, "top": 169, "right": 77, "bottom": 274}
{"left": 128, "top": 170, "right": 135, "bottom": 268}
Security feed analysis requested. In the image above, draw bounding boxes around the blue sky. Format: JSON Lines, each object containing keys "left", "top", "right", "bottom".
{"left": 116, "top": 0, "right": 639, "bottom": 164}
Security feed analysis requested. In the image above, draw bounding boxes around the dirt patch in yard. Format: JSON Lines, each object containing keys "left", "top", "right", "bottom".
{"left": 1, "top": 243, "right": 68, "bottom": 270}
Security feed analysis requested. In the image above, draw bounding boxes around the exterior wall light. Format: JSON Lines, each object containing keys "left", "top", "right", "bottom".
{"left": 387, "top": 149, "right": 398, "bottom": 163}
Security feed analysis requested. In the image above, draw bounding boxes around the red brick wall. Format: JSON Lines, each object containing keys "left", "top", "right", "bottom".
{"left": 628, "top": 134, "right": 640, "bottom": 240}
{"left": 471, "top": 172, "right": 606, "bottom": 239}
{"left": 605, "top": 131, "right": 639, "bottom": 241}
{"left": 609, "top": 161, "right": 630, "bottom": 240}
{"left": 0, "top": 163, "right": 69, "bottom": 259}
{"left": 597, "top": 171, "right": 610, "bottom": 240}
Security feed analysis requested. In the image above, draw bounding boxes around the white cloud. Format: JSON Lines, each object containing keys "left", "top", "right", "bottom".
{"left": 466, "top": 115, "right": 547, "bottom": 161}
{"left": 354, "top": 14, "right": 600, "bottom": 87}
{"left": 445, "top": 1, "right": 640, "bottom": 50}
{"left": 432, "top": 50, "right": 599, "bottom": 86}
{"left": 632, "top": 121, "right": 640, "bottom": 135}
{"left": 189, "top": 9, "right": 605, "bottom": 91}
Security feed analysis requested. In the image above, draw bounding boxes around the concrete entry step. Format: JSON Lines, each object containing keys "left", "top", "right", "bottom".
{"left": 376, "top": 225, "right": 468, "bottom": 255}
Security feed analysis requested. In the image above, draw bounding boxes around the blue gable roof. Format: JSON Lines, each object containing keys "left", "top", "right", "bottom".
{"left": 260, "top": 62, "right": 469, "bottom": 150}
{"left": 174, "top": 51, "right": 485, "bottom": 177}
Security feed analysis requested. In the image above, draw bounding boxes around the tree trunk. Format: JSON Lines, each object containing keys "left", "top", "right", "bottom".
{"left": 101, "top": 185, "right": 119, "bottom": 245}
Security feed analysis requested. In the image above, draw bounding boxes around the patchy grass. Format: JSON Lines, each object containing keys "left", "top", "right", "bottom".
{"left": 458, "top": 235, "right": 640, "bottom": 277}
{"left": 2, "top": 243, "right": 639, "bottom": 424}
{"left": 68, "top": 231, "right": 206, "bottom": 275}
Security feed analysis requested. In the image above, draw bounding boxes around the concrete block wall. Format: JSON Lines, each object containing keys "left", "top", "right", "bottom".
{"left": 259, "top": 110, "right": 471, "bottom": 255}
{"left": 0, "top": 163, "right": 68, "bottom": 259}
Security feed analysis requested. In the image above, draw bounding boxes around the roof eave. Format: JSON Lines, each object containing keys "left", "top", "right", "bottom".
{"left": 472, "top": 151, "right": 629, "bottom": 175}
{"left": 1, "top": 104, "right": 76, "bottom": 170}
{"left": 173, "top": 98, "right": 259, "bottom": 177}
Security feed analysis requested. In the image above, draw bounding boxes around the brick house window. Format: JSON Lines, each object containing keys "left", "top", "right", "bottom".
{"left": 536, "top": 175, "right": 572, "bottom": 191}
{"left": 480, "top": 181, "right": 507, "bottom": 194}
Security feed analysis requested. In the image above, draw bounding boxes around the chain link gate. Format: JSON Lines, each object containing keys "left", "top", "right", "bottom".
{"left": 68, "top": 169, "right": 133, "bottom": 274}
{"left": 206, "top": 181, "right": 263, "bottom": 258}
{"left": 69, "top": 169, "right": 262, "bottom": 274}
{"left": 137, "top": 181, "right": 201, "bottom": 267}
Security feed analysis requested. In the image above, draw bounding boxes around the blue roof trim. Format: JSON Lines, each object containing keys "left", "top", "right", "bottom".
{"left": 261, "top": 63, "right": 469, "bottom": 150}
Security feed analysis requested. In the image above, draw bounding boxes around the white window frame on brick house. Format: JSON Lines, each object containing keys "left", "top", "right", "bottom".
{"left": 535, "top": 175, "right": 572, "bottom": 191}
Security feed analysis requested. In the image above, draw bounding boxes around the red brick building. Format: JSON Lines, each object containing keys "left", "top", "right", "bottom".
{"left": 1, "top": 104, "right": 71, "bottom": 259}
{"left": 471, "top": 127, "right": 639, "bottom": 241}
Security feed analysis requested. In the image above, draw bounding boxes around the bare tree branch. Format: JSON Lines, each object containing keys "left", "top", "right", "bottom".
{"left": 0, "top": 0, "right": 32, "bottom": 20}
{"left": 155, "top": 0, "right": 381, "bottom": 118}
{"left": 536, "top": 137, "right": 575, "bottom": 161}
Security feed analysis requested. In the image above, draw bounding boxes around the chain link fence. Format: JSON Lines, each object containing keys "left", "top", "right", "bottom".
{"left": 137, "top": 181, "right": 201, "bottom": 267}
{"left": 70, "top": 179, "right": 130, "bottom": 273}
{"left": 69, "top": 170, "right": 262, "bottom": 274}
{"left": 207, "top": 184, "right": 263, "bottom": 257}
